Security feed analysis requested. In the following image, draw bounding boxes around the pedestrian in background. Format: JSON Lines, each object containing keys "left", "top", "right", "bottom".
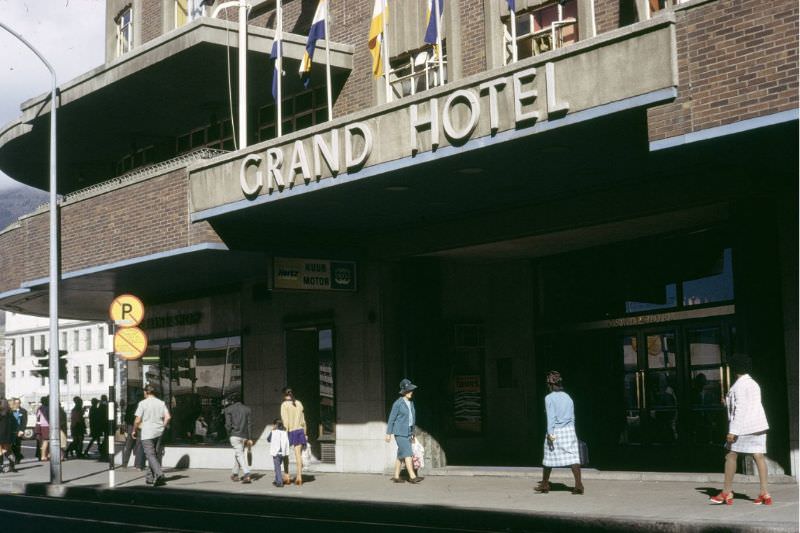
{"left": 134, "top": 384, "right": 171, "bottom": 487}
{"left": 385, "top": 379, "right": 423, "bottom": 484}
{"left": 710, "top": 354, "right": 771, "bottom": 505}
{"left": 280, "top": 388, "right": 307, "bottom": 486}
{"left": 122, "top": 394, "right": 145, "bottom": 470}
{"left": 35, "top": 396, "right": 50, "bottom": 461}
{"left": 10, "top": 398, "right": 27, "bottom": 463}
{"left": 223, "top": 393, "right": 253, "bottom": 484}
{"left": 84, "top": 398, "right": 103, "bottom": 457}
{"left": 268, "top": 418, "right": 290, "bottom": 487}
{"left": 0, "top": 399, "right": 18, "bottom": 473}
{"left": 66, "top": 397, "right": 85, "bottom": 459}
{"left": 535, "top": 371, "right": 584, "bottom": 495}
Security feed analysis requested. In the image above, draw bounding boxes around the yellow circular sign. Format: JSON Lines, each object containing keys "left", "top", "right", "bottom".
{"left": 109, "top": 294, "right": 145, "bottom": 327}
{"left": 114, "top": 327, "right": 148, "bottom": 361}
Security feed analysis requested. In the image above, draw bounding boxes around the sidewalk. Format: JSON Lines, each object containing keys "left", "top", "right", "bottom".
{"left": 0, "top": 458, "right": 797, "bottom": 532}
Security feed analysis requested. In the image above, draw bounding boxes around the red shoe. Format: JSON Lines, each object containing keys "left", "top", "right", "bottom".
{"left": 754, "top": 494, "right": 772, "bottom": 505}
{"left": 710, "top": 491, "right": 733, "bottom": 505}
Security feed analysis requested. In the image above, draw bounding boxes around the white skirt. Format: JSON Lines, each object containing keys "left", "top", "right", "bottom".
{"left": 542, "top": 425, "right": 580, "bottom": 467}
{"left": 731, "top": 432, "right": 767, "bottom": 454}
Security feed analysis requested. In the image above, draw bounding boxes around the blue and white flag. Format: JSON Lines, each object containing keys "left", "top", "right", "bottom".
{"left": 507, "top": 0, "right": 515, "bottom": 11}
{"left": 299, "top": 0, "right": 327, "bottom": 88}
{"left": 424, "top": 0, "right": 444, "bottom": 46}
{"left": 271, "top": 39, "right": 282, "bottom": 100}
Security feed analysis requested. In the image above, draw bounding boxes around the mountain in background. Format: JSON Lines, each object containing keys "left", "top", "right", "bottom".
{"left": 0, "top": 185, "right": 48, "bottom": 232}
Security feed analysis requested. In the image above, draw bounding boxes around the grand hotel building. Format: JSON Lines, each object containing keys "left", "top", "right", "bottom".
{"left": 0, "top": 0, "right": 796, "bottom": 476}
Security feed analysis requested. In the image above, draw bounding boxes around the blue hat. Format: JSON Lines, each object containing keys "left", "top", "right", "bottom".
{"left": 398, "top": 378, "right": 418, "bottom": 395}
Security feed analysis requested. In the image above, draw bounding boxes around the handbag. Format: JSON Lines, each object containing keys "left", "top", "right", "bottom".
{"left": 578, "top": 440, "right": 589, "bottom": 466}
{"left": 412, "top": 441, "right": 425, "bottom": 471}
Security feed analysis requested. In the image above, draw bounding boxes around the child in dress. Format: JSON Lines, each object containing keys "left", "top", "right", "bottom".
{"left": 268, "top": 418, "right": 291, "bottom": 487}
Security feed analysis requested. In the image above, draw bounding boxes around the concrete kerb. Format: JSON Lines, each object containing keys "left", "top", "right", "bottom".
{"left": 427, "top": 466, "right": 798, "bottom": 484}
{"left": 0, "top": 477, "right": 794, "bottom": 533}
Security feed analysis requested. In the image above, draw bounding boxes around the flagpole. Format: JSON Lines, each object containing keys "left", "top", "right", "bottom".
{"left": 510, "top": 7, "right": 518, "bottom": 63}
{"left": 434, "top": 0, "right": 444, "bottom": 86}
{"left": 324, "top": 0, "right": 333, "bottom": 121}
{"left": 276, "top": 0, "right": 283, "bottom": 137}
{"left": 381, "top": 0, "right": 392, "bottom": 102}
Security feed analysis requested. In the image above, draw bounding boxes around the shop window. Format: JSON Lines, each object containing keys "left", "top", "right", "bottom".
{"left": 140, "top": 336, "right": 242, "bottom": 446}
{"left": 504, "top": 0, "right": 577, "bottom": 64}
{"left": 389, "top": 43, "right": 447, "bottom": 99}
{"left": 115, "top": 6, "right": 133, "bottom": 57}
{"left": 258, "top": 88, "right": 328, "bottom": 142}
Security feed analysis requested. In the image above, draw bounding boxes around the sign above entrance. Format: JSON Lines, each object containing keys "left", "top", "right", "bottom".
{"left": 109, "top": 294, "right": 145, "bottom": 327}
{"left": 273, "top": 258, "right": 357, "bottom": 291}
{"left": 113, "top": 326, "right": 148, "bottom": 360}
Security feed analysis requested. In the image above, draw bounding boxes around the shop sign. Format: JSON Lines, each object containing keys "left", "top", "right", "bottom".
{"left": 273, "top": 258, "right": 356, "bottom": 291}
{"left": 141, "top": 312, "right": 204, "bottom": 330}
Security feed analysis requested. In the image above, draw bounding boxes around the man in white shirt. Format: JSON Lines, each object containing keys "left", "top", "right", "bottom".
{"left": 134, "top": 385, "right": 171, "bottom": 487}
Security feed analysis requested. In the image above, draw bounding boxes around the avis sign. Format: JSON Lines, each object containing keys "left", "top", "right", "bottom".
{"left": 109, "top": 294, "right": 148, "bottom": 360}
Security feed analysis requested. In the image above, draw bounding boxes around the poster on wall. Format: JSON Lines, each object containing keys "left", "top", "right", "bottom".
{"left": 453, "top": 374, "right": 482, "bottom": 433}
{"left": 273, "top": 258, "right": 357, "bottom": 291}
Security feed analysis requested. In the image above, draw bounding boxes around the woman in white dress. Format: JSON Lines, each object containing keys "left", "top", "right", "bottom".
{"left": 710, "top": 354, "right": 771, "bottom": 505}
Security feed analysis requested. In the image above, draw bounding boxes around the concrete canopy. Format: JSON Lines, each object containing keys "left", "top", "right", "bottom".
{"left": 0, "top": 17, "right": 353, "bottom": 193}
{"left": 0, "top": 244, "right": 267, "bottom": 321}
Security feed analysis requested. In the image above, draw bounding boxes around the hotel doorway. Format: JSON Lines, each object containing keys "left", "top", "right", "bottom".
{"left": 618, "top": 320, "right": 735, "bottom": 470}
{"left": 285, "top": 325, "right": 337, "bottom": 463}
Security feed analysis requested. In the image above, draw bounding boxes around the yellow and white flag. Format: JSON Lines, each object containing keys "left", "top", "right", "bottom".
{"left": 368, "top": 0, "right": 387, "bottom": 78}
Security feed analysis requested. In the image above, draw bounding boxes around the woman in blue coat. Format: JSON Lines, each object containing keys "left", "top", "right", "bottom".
{"left": 385, "top": 378, "right": 423, "bottom": 483}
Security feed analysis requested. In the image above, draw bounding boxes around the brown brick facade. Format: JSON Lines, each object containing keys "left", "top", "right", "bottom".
{"left": 648, "top": 0, "right": 799, "bottom": 141}
{"left": 140, "top": 0, "right": 164, "bottom": 45}
{"left": 0, "top": 169, "right": 223, "bottom": 295}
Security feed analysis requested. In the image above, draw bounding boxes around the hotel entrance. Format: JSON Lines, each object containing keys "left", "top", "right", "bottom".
{"left": 619, "top": 320, "right": 735, "bottom": 470}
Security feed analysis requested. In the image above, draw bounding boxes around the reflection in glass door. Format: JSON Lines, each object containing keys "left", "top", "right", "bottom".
{"left": 687, "top": 327, "right": 729, "bottom": 446}
{"left": 620, "top": 330, "right": 679, "bottom": 445}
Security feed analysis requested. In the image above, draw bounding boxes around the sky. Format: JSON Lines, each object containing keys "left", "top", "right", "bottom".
{"left": 0, "top": 0, "right": 106, "bottom": 192}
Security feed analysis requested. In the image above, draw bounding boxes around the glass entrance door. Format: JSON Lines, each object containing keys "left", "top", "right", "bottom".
{"left": 619, "top": 321, "right": 734, "bottom": 462}
{"left": 621, "top": 330, "right": 679, "bottom": 445}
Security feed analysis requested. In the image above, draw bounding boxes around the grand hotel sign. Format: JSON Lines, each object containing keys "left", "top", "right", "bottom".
{"left": 189, "top": 17, "right": 677, "bottom": 217}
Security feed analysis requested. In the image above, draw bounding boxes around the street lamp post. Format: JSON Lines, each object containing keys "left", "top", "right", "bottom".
{"left": 0, "top": 21, "right": 61, "bottom": 484}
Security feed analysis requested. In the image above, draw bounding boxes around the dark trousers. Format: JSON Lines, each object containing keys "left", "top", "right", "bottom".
{"left": 11, "top": 437, "right": 23, "bottom": 462}
{"left": 273, "top": 454, "right": 284, "bottom": 486}
{"left": 141, "top": 436, "right": 164, "bottom": 483}
{"left": 66, "top": 431, "right": 85, "bottom": 457}
{"left": 122, "top": 425, "right": 145, "bottom": 468}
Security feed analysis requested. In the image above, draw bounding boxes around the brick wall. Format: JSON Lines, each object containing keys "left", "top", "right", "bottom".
{"left": 0, "top": 169, "right": 223, "bottom": 295}
{"left": 594, "top": 0, "right": 623, "bottom": 35}
{"left": 648, "top": 0, "right": 799, "bottom": 141}
{"left": 140, "top": 0, "right": 164, "bottom": 45}
{"left": 459, "top": 0, "right": 487, "bottom": 77}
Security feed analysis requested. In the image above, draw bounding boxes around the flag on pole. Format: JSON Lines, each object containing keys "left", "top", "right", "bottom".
{"left": 271, "top": 40, "right": 282, "bottom": 100}
{"left": 424, "top": 0, "right": 444, "bottom": 46}
{"left": 507, "top": 0, "right": 516, "bottom": 11}
{"left": 368, "top": 0, "right": 387, "bottom": 78}
{"left": 299, "top": 0, "right": 327, "bottom": 88}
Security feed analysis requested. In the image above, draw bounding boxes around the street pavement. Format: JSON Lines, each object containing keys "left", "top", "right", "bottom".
{"left": 0, "top": 455, "right": 797, "bottom": 532}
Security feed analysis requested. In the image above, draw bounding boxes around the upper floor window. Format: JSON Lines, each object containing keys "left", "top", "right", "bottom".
{"left": 389, "top": 44, "right": 448, "bottom": 99}
{"left": 258, "top": 88, "right": 328, "bottom": 141}
{"left": 116, "top": 146, "right": 155, "bottom": 176}
{"left": 175, "top": 0, "right": 207, "bottom": 29}
{"left": 116, "top": 6, "right": 133, "bottom": 57}
{"left": 98, "top": 326, "right": 106, "bottom": 350}
{"left": 9, "top": 340, "right": 15, "bottom": 366}
{"left": 177, "top": 119, "right": 234, "bottom": 154}
{"left": 85, "top": 328, "right": 93, "bottom": 351}
{"left": 504, "top": 0, "right": 578, "bottom": 64}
